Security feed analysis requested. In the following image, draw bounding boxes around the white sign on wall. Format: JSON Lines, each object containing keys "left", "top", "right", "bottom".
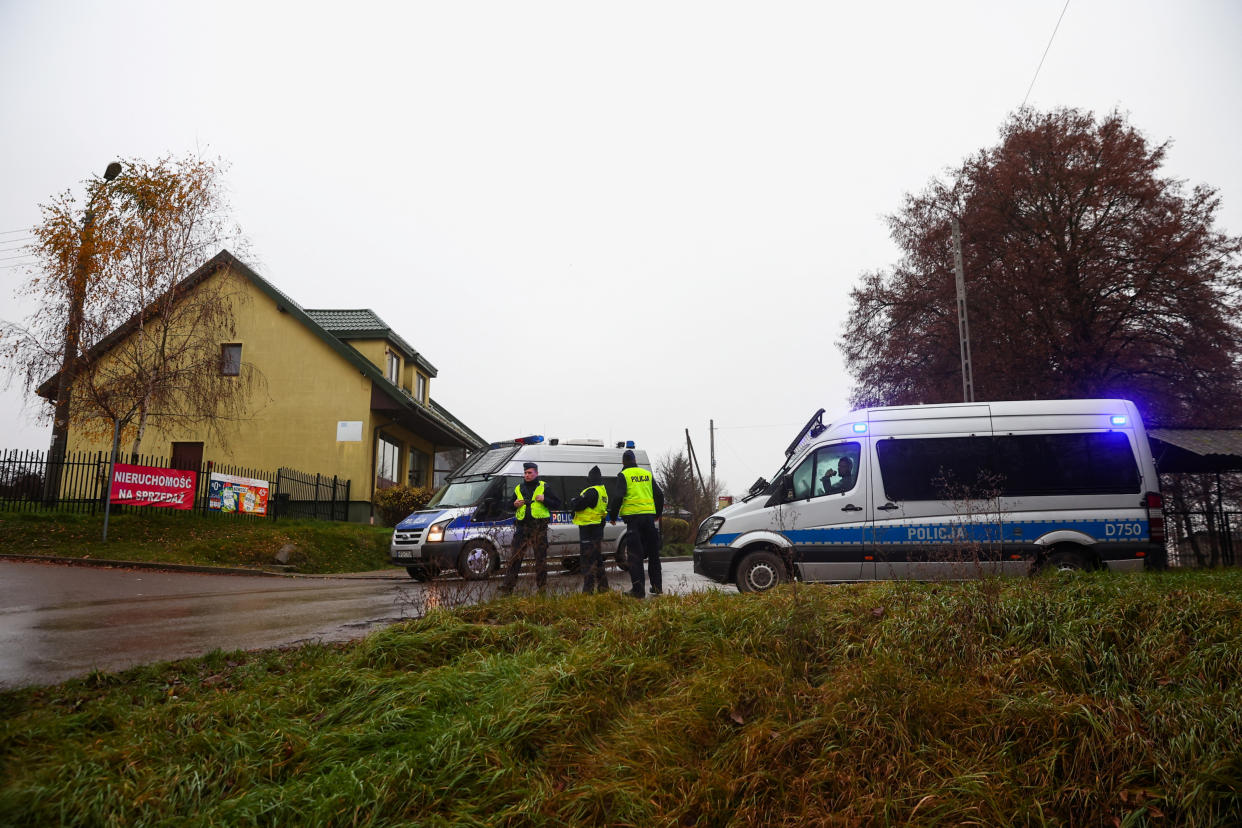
{"left": 336, "top": 420, "right": 363, "bottom": 442}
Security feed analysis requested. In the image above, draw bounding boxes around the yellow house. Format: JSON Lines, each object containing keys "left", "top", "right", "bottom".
{"left": 39, "top": 250, "right": 486, "bottom": 521}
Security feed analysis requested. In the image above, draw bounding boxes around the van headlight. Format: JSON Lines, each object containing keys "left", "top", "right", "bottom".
{"left": 426, "top": 518, "right": 451, "bottom": 543}
{"left": 696, "top": 517, "right": 725, "bottom": 545}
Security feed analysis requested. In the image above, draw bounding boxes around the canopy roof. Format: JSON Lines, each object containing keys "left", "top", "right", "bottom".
{"left": 1148, "top": 429, "right": 1242, "bottom": 474}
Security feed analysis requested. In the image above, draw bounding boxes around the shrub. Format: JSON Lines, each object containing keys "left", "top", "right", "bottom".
{"left": 373, "top": 485, "right": 435, "bottom": 527}
{"left": 661, "top": 517, "right": 691, "bottom": 544}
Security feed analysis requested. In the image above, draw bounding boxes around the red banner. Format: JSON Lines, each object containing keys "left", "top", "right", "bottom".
{"left": 109, "top": 463, "right": 197, "bottom": 509}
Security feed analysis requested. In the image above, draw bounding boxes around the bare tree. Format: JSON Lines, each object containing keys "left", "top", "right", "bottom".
{"left": 654, "top": 449, "right": 722, "bottom": 531}
{"left": 2, "top": 154, "right": 262, "bottom": 457}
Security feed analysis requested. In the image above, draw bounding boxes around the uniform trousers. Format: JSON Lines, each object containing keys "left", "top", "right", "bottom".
{"left": 577, "top": 522, "right": 609, "bottom": 593}
{"left": 500, "top": 518, "right": 549, "bottom": 592}
{"left": 623, "top": 513, "right": 662, "bottom": 597}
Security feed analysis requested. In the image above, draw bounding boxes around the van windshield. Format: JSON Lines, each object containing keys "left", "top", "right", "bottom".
{"left": 426, "top": 478, "right": 495, "bottom": 509}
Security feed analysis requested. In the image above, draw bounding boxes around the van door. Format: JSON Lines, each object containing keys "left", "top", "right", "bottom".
{"left": 778, "top": 439, "right": 870, "bottom": 582}
{"left": 871, "top": 432, "right": 1006, "bottom": 580}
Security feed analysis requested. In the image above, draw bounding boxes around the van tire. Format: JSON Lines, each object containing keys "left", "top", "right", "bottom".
{"left": 458, "top": 542, "right": 498, "bottom": 580}
{"left": 735, "top": 550, "right": 787, "bottom": 593}
{"left": 1043, "top": 548, "right": 1093, "bottom": 573}
{"left": 406, "top": 565, "right": 434, "bottom": 581}
{"left": 614, "top": 538, "right": 630, "bottom": 571}
{"left": 562, "top": 556, "right": 581, "bottom": 573}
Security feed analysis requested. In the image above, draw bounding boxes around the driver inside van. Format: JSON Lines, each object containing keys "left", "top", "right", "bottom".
{"left": 820, "top": 456, "right": 856, "bottom": 495}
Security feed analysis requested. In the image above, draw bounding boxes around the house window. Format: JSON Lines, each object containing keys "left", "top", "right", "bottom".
{"left": 376, "top": 435, "right": 401, "bottom": 489}
{"left": 409, "top": 449, "right": 430, "bottom": 487}
{"left": 386, "top": 351, "right": 400, "bottom": 384}
{"left": 221, "top": 344, "right": 242, "bottom": 376}
{"left": 415, "top": 373, "right": 427, "bottom": 403}
{"left": 435, "top": 447, "right": 466, "bottom": 487}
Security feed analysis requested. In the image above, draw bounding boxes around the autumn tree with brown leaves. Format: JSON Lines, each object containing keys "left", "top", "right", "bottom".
{"left": 841, "top": 108, "right": 1242, "bottom": 426}
{"left": 2, "top": 154, "right": 262, "bottom": 458}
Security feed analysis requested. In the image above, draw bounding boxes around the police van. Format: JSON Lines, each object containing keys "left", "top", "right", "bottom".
{"left": 694, "top": 399, "right": 1166, "bottom": 592}
{"left": 390, "top": 436, "right": 649, "bottom": 580}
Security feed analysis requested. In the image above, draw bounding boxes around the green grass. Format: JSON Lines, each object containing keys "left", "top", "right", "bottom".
{"left": 0, "top": 510, "right": 395, "bottom": 574}
{"left": 3, "top": 570, "right": 1242, "bottom": 825}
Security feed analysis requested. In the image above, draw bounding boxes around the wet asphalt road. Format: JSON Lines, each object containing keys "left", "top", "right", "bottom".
{"left": 0, "top": 559, "right": 728, "bottom": 689}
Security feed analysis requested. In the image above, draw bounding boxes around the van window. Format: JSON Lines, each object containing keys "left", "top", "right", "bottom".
{"left": 791, "top": 442, "right": 862, "bottom": 499}
{"left": 877, "top": 432, "right": 1140, "bottom": 501}
{"left": 993, "top": 432, "right": 1140, "bottom": 495}
{"left": 877, "top": 437, "right": 994, "bottom": 501}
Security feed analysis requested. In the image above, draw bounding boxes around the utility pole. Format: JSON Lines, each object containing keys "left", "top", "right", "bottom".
{"left": 952, "top": 217, "right": 975, "bottom": 403}
{"left": 44, "top": 162, "right": 122, "bottom": 505}
{"left": 709, "top": 419, "right": 716, "bottom": 485}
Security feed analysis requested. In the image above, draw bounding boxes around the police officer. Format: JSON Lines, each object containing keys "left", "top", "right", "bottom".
{"left": 607, "top": 449, "right": 665, "bottom": 598}
{"left": 570, "top": 465, "right": 610, "bottom": 593}
{"left": 499, "top": 461, "right": 561, "bottom": 594}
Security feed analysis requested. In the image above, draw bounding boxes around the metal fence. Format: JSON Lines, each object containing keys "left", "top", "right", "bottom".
{"left": 1164, "top": 506, "right": 1238, "bottom": 568}
{"left": 0, "top": 448, "right": 351, "bottom": 521}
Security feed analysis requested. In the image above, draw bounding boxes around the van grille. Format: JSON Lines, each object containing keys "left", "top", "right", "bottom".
{"left": 394, "top": 530, "right": 424, "bottom": 545}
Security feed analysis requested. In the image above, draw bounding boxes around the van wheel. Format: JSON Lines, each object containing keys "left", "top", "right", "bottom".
{"left": 735, "top": 551, "right": 787, "bottom": 593}
{"left": 1042, "top": 549, "right": 1092, "bottom": 574}
{"left": 406, "top": 565, "right": 434, "bottom": 581}
{"left": 458, "top": 542, "right": 498, "bottom": 580}
{"left": 562, "top": 556, "right": 581, "bottom": 574}
{"left": 614, "top": 539, "right": 630, "bottom": 571}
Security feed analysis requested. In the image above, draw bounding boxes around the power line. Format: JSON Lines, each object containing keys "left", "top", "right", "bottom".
{"left": 1022, "top": 0, "right": 1071, "bottom": 108}
{"left": 0, "top": 253, "right": 36, "bottom": 263}
{"left": 0, "top": 228, "right": 33, "bottom": 236}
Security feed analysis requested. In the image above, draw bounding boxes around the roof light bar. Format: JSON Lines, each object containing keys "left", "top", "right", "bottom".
{"left": 1110, "top": 415, "right": 1127, "bottom": 426}
{"left": 514, "top": 435, "right": 545, "bottom": 445}
{"left": 852, "top": 423, "right": 868, "bottom": 433}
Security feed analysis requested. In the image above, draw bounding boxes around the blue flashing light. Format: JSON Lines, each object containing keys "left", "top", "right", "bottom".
{"left": 1110, "top": 415, "right": 1128, "bottom": 426}
{"left": 852, "top": 423, "right": 868, "bottom": 433}
{"left": 626, "top": 440, "right": 635, "bottom": 448}
{"left": 514, "top": 435, "right": 545, "bottom": 445}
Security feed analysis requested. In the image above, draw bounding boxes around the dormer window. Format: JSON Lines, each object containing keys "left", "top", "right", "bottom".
{"left": 386, "top": 350, "right": 399, "bottom": 384}
{"left": 415, "top": 373, "right": 426, "bottom": 403}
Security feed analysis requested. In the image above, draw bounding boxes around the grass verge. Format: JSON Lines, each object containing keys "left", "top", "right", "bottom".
{"left": 0, "top": 510, "right": 394, "bottom": 574}
{"left": 3, "top": 569, "right": 1242, "bottom": 825}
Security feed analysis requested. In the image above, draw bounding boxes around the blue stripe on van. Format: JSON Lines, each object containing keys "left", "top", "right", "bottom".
{"left": 710, "top": 518, "right": 1148, "bottom": 547}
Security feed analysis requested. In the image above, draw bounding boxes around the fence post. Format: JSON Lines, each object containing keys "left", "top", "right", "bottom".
{"left": 273, "top": 468, "right": 282, "bottom": 521}
{"left": 201, "top": 461, "right": 213, "bottom": 516}
{"left": 345, "top": 479, "right": 351, "bottom": 522}
{"left": 331, "top": 475, "right": 338, "bottom": 522}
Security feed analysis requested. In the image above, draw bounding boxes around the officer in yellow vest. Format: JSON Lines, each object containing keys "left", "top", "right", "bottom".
{"left": 607, "top": 449, "right": 665, "bottom": 598}
{"left": 570, "top": 465, "right": 610, "bottom": 593}
{"left": 499, "top": 461, "right": 562, "bottom": 594}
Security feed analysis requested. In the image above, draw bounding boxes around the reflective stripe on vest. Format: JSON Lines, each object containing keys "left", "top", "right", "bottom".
{"left": 619, "top": 467, "right": 655, "bottom": 516}
{"left": 515, "top": 480, "right": 551, "bottom": 520}
{"left": 573, "top": 484, "right": 608, "bottom": 525}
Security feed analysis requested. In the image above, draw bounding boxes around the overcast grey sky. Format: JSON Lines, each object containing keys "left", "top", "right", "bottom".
{"left": 2, "top": 1, "right": 1240, "bottom": 495}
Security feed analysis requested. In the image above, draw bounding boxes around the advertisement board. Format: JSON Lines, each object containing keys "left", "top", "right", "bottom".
{"left": 208, "top": 472, "right": 270, "bottom": 516}
{"left": 109, "top": 463, "right": 197, "bottom": 509}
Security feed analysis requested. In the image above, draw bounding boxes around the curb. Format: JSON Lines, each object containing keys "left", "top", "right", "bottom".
{"left": 0, "top": 553, "right": 694, "bottom": 577}
{"left": 0, "top": 553, "right": 295, "bottom": 578}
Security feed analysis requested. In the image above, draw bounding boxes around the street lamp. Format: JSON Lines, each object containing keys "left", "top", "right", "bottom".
{"left": 44, "top": 161, "right": 122, "bottom": 504}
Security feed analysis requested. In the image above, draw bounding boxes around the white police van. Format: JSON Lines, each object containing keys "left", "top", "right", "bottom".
{"left": 694, "top": 399, "right": 1166, "bottom": 592}
{"left": 390, "top": 436, "right": 649, "bottom": 580}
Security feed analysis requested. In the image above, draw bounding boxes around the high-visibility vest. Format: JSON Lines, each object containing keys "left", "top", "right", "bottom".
{"left": 619, "top": 467, "right": 656, "bottom": 516}
{"left": 573, "top": 484, "right": 608, "bottom": 525}
{"left": 515, "top": 481, "right": 551, "bottom": 520}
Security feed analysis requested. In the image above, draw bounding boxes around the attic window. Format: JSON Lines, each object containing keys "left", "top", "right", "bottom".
{"left": 221, "top": 344, "right": 242, "bottom": 376}
{"left": 386, "top": 350, "right": 399, "bottom": 384}
{"left": 415, "top": 373, "right": 426, "bottom": 403}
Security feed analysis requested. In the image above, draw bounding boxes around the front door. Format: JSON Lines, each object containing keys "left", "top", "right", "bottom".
{"left": 170, "top": 442, "right": 203, "bottom": 471}
{"left": 779, "top": 439, "right": 870, "bottom": 582}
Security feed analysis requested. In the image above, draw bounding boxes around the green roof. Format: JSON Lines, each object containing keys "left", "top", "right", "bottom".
{"left": 303, "top": 309, "right": 436, "bottom": 376}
